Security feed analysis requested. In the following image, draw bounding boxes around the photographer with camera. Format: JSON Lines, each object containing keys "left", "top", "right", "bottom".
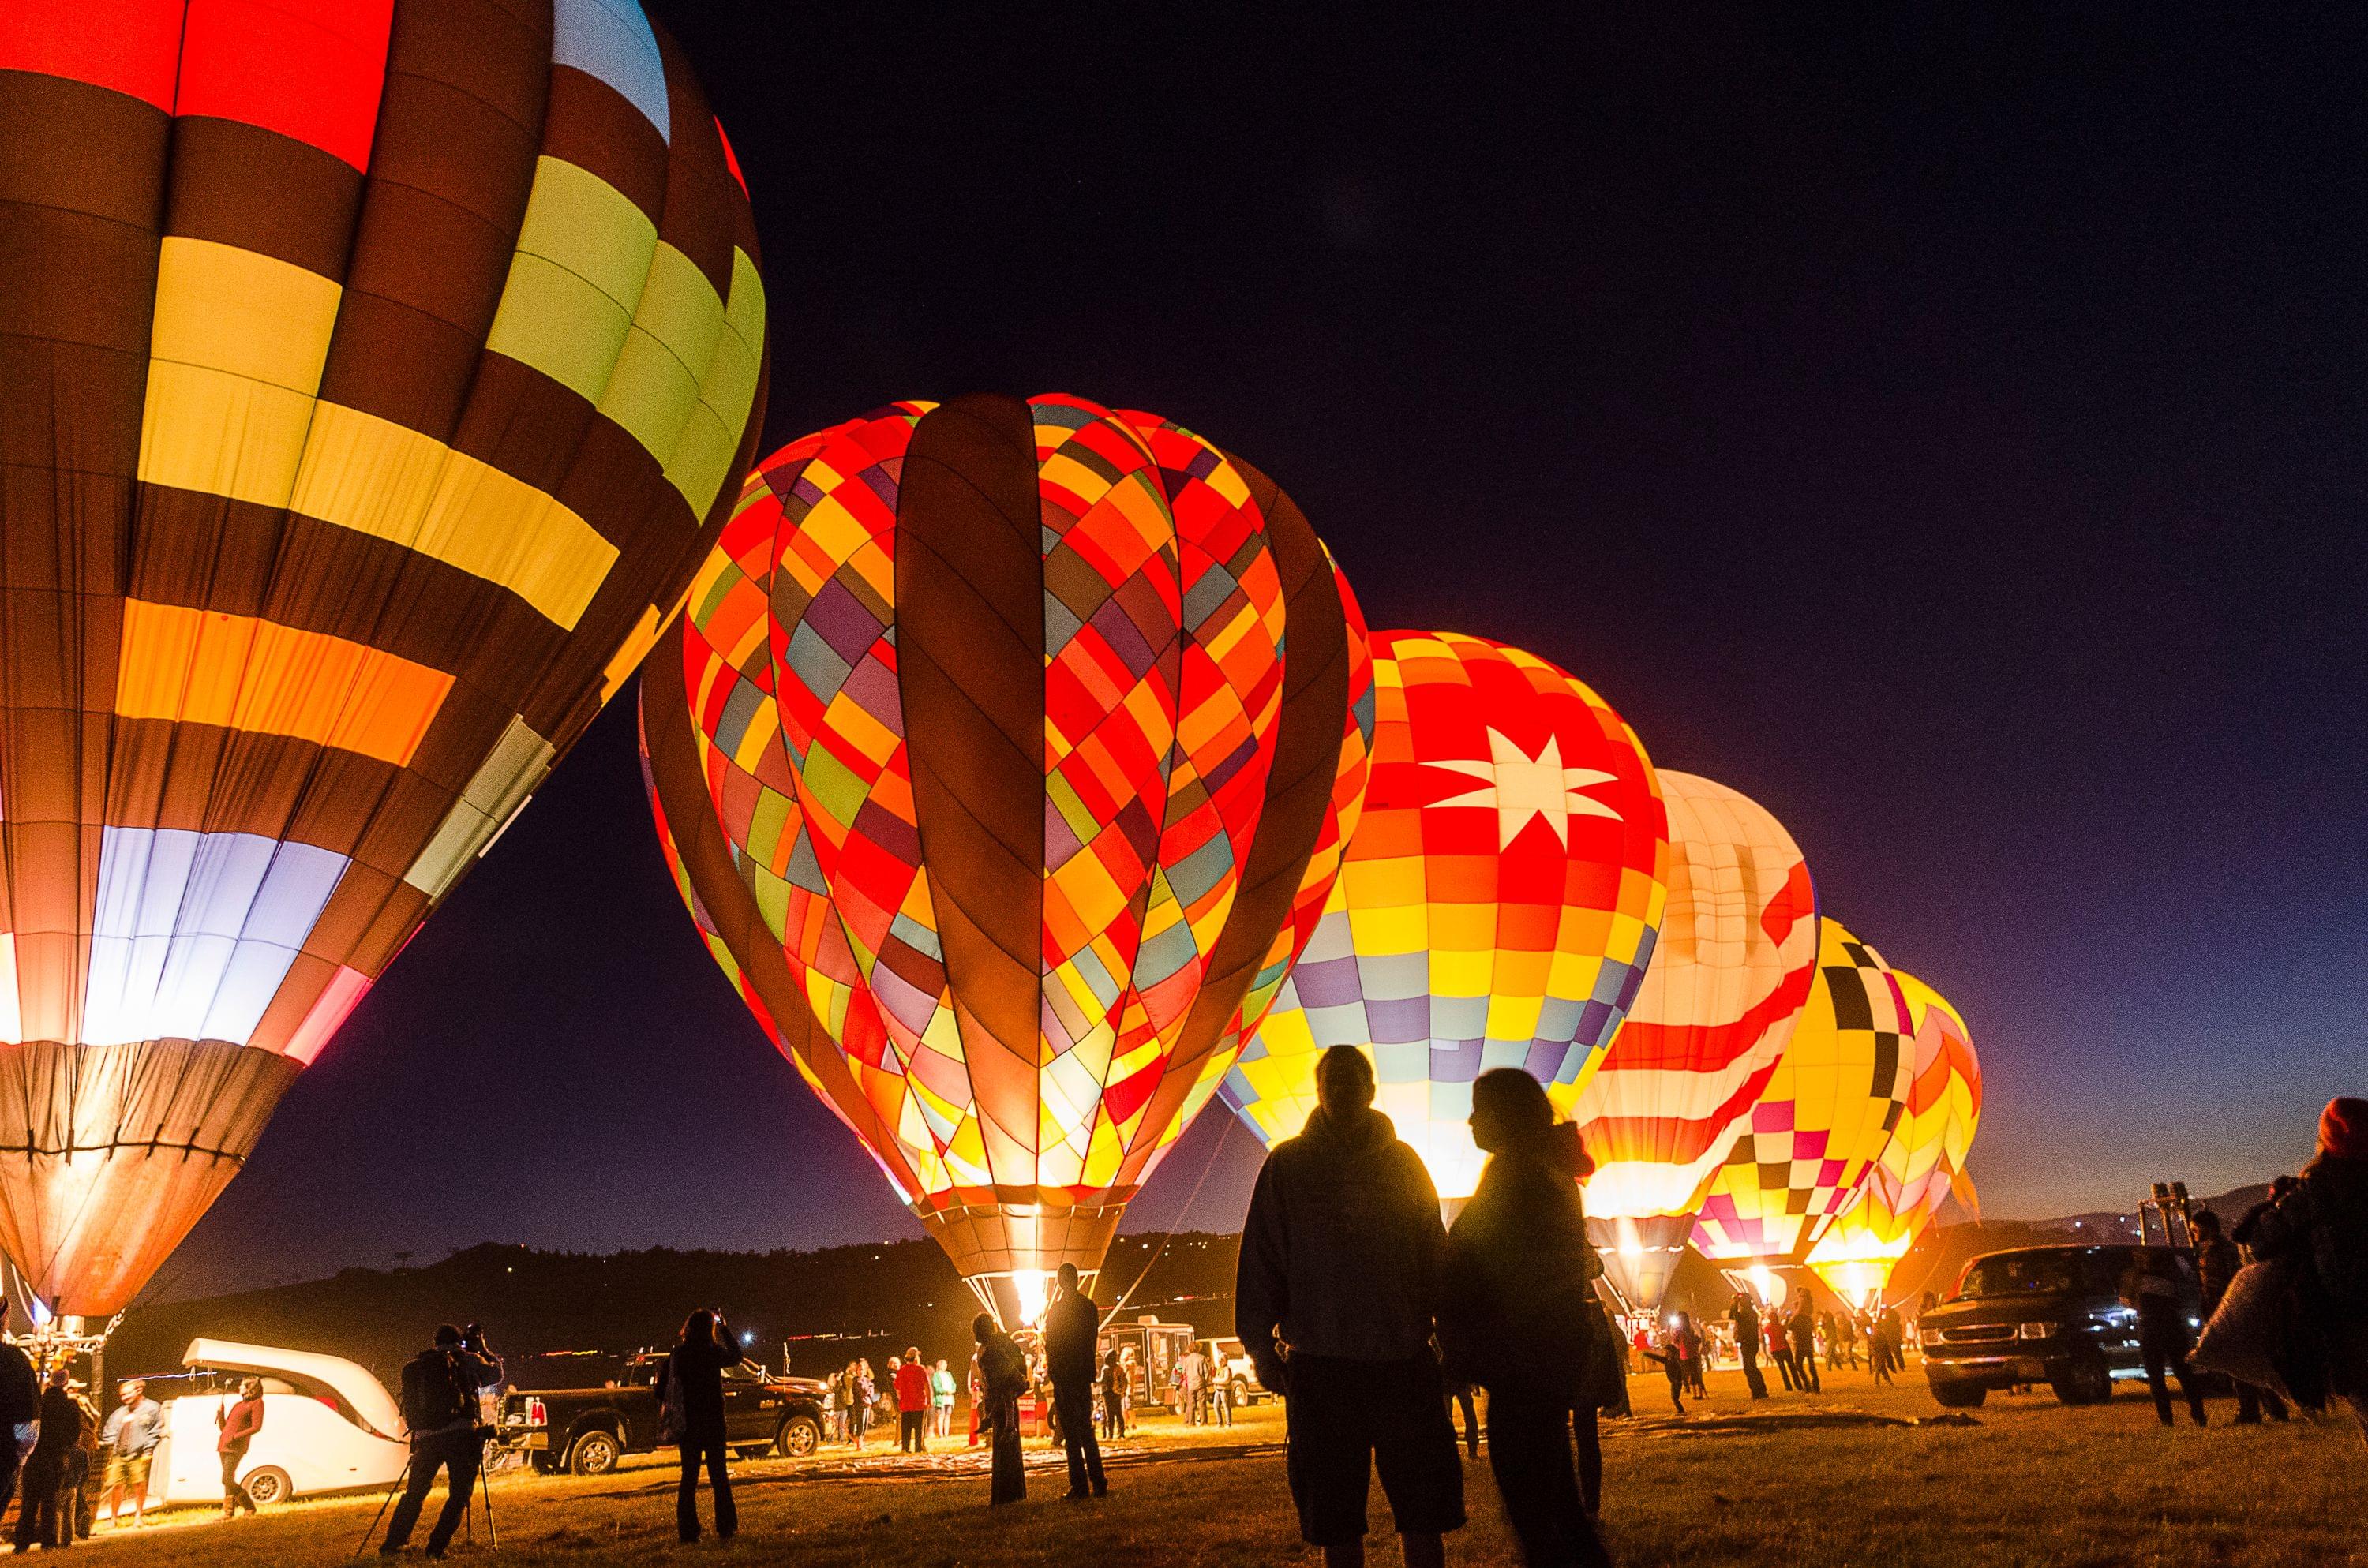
{"left": 380, "top": 1323, "right": 500, "bottom": 1559}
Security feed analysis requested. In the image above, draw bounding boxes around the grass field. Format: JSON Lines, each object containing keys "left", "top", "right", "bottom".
{"left": 58, "top": 1363, "right": 2368, "bottom": 1566}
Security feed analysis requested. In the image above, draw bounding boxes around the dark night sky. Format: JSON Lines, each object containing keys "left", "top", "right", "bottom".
{"left": 158, "top": 6, "right": 2368, "bottom": 1300}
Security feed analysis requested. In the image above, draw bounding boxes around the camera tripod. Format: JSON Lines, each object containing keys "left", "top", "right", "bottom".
{"left": 351, "top": 1439, "right": 500, "bottom": 1559}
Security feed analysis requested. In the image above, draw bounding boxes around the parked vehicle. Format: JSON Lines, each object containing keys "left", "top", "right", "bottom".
{"left": 1920, "top": 1244, "right": 2204, "bottom": 1409}
{"left": 143, "top": 1339, "right": 407, "bottom": 1507}
{"left": 1207, "top": 1336, "right": 1274, "bottom": 1405}
{"left": 1096, "top": 1315, "right": 1197, "bottom": 1411}
{"left": 501, "top": 1353, "right": 826, "bottom": 1475}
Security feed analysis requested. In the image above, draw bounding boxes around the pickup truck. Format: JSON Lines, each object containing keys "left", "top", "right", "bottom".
{"left": 500, "top": 1353, "right": 829, "bottom": 1475}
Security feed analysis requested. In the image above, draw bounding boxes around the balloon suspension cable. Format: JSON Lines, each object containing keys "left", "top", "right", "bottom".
{"left": 1100, "top": 1115, "right": 1231, "bottom": 1330}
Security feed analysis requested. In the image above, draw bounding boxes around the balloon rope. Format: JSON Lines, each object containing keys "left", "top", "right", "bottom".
{"left": 1100, "top": 1113, "right": 1232, "bottom": 1330}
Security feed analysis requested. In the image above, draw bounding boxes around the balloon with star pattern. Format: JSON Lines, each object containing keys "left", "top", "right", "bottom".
{"left": 1220, "top": 630, "right": 1669, "bottom": 1201}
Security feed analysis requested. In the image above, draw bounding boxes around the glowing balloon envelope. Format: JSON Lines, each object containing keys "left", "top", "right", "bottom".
{"left": 0, "top": 1, "right": 767, "bottom": 1315}
{"left": 1690, "top": 919, "right": 1914, "bottom": 1264}
{"left": 1806, "top": 971, "right": 1982, "bottom": 1304}
{"left": 641, "top": 395, "right": 1368, "bottom": 1322}
{"left": 1222, "top": 631, "right": 1669, "bottom": 1203}
{"left": 1574, "top": 770, "right": 1817, "bottom": 1308}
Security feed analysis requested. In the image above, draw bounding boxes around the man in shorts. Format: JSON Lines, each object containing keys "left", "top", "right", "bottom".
{"left": 1237, "top": 1046, "right": 1464, "bottom": 1568}
{"left": 99, "top": 1379, "right": 163, "bottom": 1529}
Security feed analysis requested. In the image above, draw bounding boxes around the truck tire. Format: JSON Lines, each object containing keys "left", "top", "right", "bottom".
{"left": 1926, "top": 1379, "right": 1987, "bottom": 1409}
{"left": 775, "top": 1414, "right": 821, "bottom": 1458}
{"left": 242, "top": 1465, "right": 294, "bottom": 1506}
{"left": 1231, "top": 1376, "right": 1250, "bottom": 1405}
{"left": 567, "top": 1427, "right": 622, "bottom": 1476}
{"left": 2051, "top": 1353, "right": 2111, "bottom": 1406}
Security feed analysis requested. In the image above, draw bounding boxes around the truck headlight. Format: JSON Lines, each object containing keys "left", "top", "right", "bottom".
{"left": 2017, "top": 1323, "right": 2052, "bottom": 1340}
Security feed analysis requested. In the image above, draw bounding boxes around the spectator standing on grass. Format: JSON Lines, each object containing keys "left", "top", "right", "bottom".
{"left": 1787, "top": 1298, "right": 1822, "bottom": 1393}
{"left": 100, "top": 1379, "right": 163, "bottom": 1529}
{"left": 2119, "top": 1251, "right": 2207, "bottom": 1428}
{"left": 214, "top": 1375, "right": 264, "bottom": 1521}
{"left": 654, "top": 1311, "right": 744, "bottom": 1544}
{"left": 1728, "top": 1293, "right": 1768, "bottom": 1400}
{"left": 1763, "top": 1312, "right": 1796, "bottom": 1391}
{"left": 1100, "top": 1347, "right": 1129, "bottom": 1440}
{"left": 975, "top": 1314, "right": 1029, "bottom": 1505}
{"left": 1209, "top": 1359, "right": 1234, "bottom": 1428}
{"left": 931, "top": 1358, "right": 957, "bottom": 1439}
{"left": 896, "top": 1349, "right": 930, "bottom": 1453}
{"left": 1043, "top": 1263, "right": 1108, "bottom": 1499}
{"left": 1879, "top": 1307, "right": 1908, "bottom": 1382}
{"left": 14, "top": 1367, "right": 83, "bottom": 1549}
{"left": 2235, "top": 1095, "right": 2368, "bottom": 1446}
{"left": 1671, "top": 1313, "right": 1706, "bottom": 1397}
{"left": 0, "top": 1306, "right": 36, "bottom": 1525}
{"left": 856, "top": 1360, "right": 878, "bottom": 1450}
{"left": 1237, "top": 1045, "right": 1465, "bottom": 1568}
{"left": 1438, "top": 1068, "right": 1615, "bottom": 1568}
{"left": 2192, "top": 1209, "right": 2287, "bottom": 1423}
{"left": 1836, "top": 1310, "right": 1862, "bottom": 1370}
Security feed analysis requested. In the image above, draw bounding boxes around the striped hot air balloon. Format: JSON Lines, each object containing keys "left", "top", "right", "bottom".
{"left": 1573, "top": 771, "right": 1817, "bottom": 1309}
{"left": 641, "top": 395, "right": 1369, "bottom": 1324}
{"left": 1690, "top": 919, "right": 1914, "bottom": 1265}
{"left": 0, "top": 0, "right": 768, "bottom": 1316}
{"left": 1806, "top": 971, "right": 1982, "bottom": 1304}
{"left": 1223, "top": 631, "right": 1669, "bottom": 1205}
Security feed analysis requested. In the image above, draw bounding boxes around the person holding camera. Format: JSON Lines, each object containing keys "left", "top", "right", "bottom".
{"left": 656, "top": 1310, "right": 742, "bottom": 1544}
{"left": 381, "top": 1323, "right": 500, "bottom": 1558}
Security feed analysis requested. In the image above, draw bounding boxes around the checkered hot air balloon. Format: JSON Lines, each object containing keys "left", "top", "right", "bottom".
{"left": 1806, "top": 971, "right": 1982, "bottom": 1304}
{"left": 1690, "top": 919, "right": 1916, "bottom": 1264}
{"left": 1221, "top": 631, "right": 1670, "bottom": 1204}
{"left": 0, "top": 0, "right": 768, "bottom": 1316}
{"left": 1572, "top": 770, "right": 1818, "bottom": 1310}
{"left": 639, "top": 394, "right": 1372, "bottom": 1324}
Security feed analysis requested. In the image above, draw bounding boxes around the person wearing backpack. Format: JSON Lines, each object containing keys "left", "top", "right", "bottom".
{"left": 380, "top": 1324, "right": 499, "bottom": 1558}
{"left": 655, "top": 1310, "right": 743, "bottom": 1544}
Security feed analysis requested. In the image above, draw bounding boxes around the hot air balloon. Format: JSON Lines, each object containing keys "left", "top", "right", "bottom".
{"left": 1806, "top": 971, "right": 1982, "bottom": 1305}
{"left": 0, "top": 1, "right": 769, "bottom": 1319}
{"left": 640, "top": 395, "right": 1369, "bottom": 1323}
{"left": 1221, "top": 631, "right": 1670, "bottom": 1204}
{"left": 1690, "top": 919, "right": 1914, "bottom": 1265}
{"left": 1573, "top": 771, "right": 1817, "bottom": 1311}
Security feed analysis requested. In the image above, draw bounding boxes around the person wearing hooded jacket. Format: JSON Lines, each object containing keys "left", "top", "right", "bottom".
{"left": 1237, "top": 1046, "right": 1463, "bottom": 1568}
{"left": 2239, "top": 1095, "right": 2368, "bottom": 1445}
{"left": 1438, "top": 1068, "right": 1614, "bottom": 1568}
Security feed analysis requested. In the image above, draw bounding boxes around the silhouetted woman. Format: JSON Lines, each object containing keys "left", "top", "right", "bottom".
{"left": 1440, "top": 1068, "right": 1613, "bottom": 1568}
{"left": 657, "top": 1309, "right": 741, "bottom": 1543}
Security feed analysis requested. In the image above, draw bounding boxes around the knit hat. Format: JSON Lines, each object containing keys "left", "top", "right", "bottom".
{"left": 2320, "top": 1097, "right": 2368, "bottom": 1159}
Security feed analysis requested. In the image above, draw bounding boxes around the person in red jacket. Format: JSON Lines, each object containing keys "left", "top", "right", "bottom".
{"left": 214, "top": 1377, "right": 264, "bottom": 1520}
{"left": 895, "top": 1347, "right": 931, "bottom": 1453}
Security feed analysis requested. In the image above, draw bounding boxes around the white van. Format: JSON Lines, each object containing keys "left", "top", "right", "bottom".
{"left": 148, "top": 1339, "right": 409, "bottom": 1507}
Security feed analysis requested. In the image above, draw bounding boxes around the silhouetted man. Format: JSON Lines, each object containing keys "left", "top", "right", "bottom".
{"left": 1042, "top": 1263, "right": 1107, "bottom": 1499}
{"left": 1238, "top": 1046, "right": 1464, "bottom": 1568}
{"left": 1728, "top": 1293, "right": 1768, "bottom": 1400}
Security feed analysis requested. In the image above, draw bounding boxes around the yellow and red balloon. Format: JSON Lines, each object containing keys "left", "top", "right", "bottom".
{"left": 642, "top": 395, "right": 1369, "bottom": 1322}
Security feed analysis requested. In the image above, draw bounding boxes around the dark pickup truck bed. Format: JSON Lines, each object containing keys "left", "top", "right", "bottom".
{"left": 500, "top": 1353, "right": 828, "bottom": 1475}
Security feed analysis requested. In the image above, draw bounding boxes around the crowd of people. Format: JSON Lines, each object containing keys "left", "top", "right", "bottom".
{"left": 0, "top": 1083, "right": 2349, "bottom": 1564}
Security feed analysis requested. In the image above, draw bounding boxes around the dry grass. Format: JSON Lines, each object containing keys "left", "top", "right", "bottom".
{"left": 58, "top": 1366, "right": 2368, "bottom": 1566}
